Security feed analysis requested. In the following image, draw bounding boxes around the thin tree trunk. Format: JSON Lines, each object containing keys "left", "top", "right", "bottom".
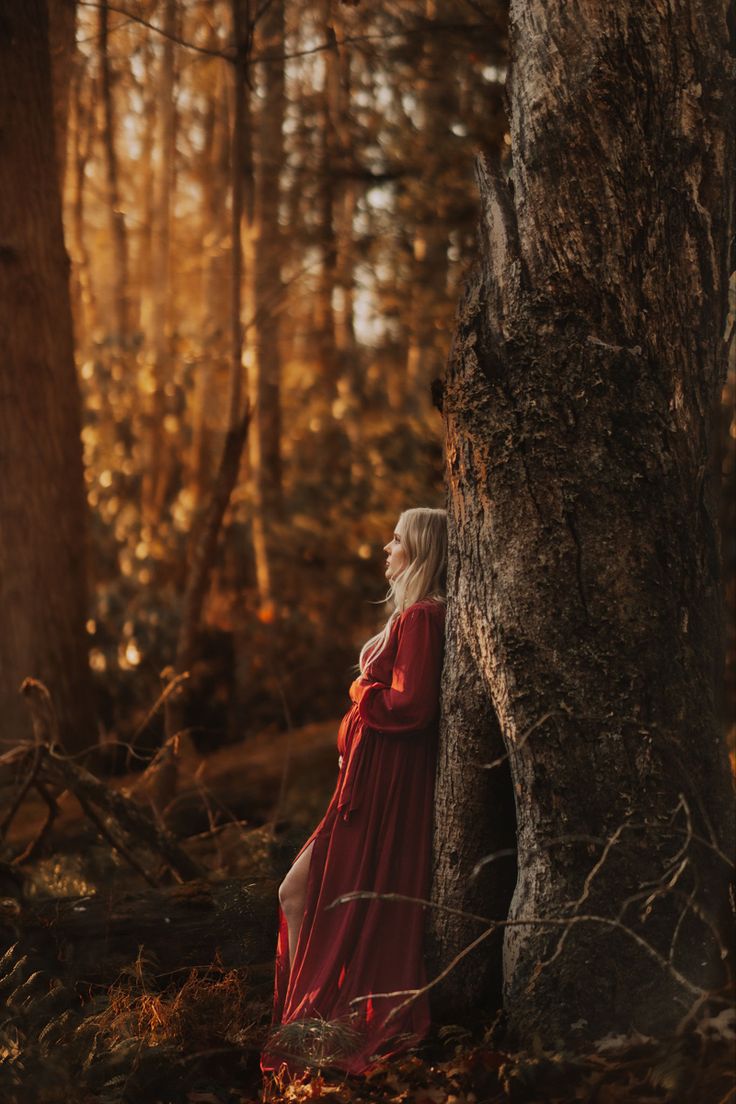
{"left": 253, "top": 0, "right": 285, "bottom": 513}
{"left": 68, "top": 58, "right": 98, "bottom": 337}
{"left": 97, "top": 0, "right": 130, "bottom": 345}
{"left": 237, "top": 0, "right": 274, "bottom": 610}
{"left": 330, "top": 13, "right": 364, "bottom": 502}
{"left": 310, "top": 1, "right": 344, "bottom": 490}
{"left": 137, "top": 30, "right": 157, "bottom": 338}
{"left": 173, "top": 0, "right": 253, "bottom": 636}
{"left": 246, "top": 0, "right": 286, "bottom": 614}
{"left": 48, "top": 0, "right": 77, "bottom": 185}
{"left": 141, "top": 0, "right": 178, "bottom": 525}
{"left": 163, "top": 0, "right": 252, "bottom": 742}
{"left": 404, "top": 0, "right": 452, "bottom": 414}
{"left": 233, "top": 0, "right": 251, "bottom": 430}
{"left": 0, "top": 0, "right": 96, "bottom": 755}
{"left": 192, "top": 19, "right": 230, "bottom": 507}
{"left": 300, "top": 1, "right": 362, "bottom": 502}
{"left": 434, "top": 0, "right": 735, "bottom": 1044}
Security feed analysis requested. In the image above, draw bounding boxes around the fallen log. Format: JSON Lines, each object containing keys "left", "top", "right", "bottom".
{"left": 4, "top": 712, "right": 339, "bottom": 856}
{"left": 25, "top": 877, "right": 278, "bottom": 983}
{"left": 160, "top": 722, "right": 340, "bottom": 837}
{"left": 11, "top": 679, "right": 204, "bottom": 884}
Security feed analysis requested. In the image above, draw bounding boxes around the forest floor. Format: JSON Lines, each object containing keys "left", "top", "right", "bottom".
{"left": 0, "top": 721, "right": 733, "bottom": 1104}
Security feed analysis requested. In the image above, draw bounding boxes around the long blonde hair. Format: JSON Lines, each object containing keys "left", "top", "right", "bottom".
{"left": 358, "top": 507, "right": 447, "bottom": 675}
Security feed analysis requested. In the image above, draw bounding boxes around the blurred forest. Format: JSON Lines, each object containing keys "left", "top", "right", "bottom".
{"left": 16, "top": 0, "right": 728, "bottom": 766}
{"left": 0, "top": 1, "right": 734, "bottom": 1100}
{"left": 62, "top": 0, "right": 513, "bottom": 757}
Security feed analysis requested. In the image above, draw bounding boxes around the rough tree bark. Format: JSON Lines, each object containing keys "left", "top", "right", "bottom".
{"left": 429, "top": 608, "right": 517, "bottom": 1018}
{"left": 433, "top": 0, "right": 735, "bottom": 1045}
{"left": 0, "top": 0, "right": 96, "bottom": 755}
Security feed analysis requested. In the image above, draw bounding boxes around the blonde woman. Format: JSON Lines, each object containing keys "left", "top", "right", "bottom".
{"left": 261, "top": 507, "right": 447, "bottom": 1077}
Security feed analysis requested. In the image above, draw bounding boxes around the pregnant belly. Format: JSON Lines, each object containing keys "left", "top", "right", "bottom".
{"left": 337, "top": 703, "right": 360, "bottom": 757}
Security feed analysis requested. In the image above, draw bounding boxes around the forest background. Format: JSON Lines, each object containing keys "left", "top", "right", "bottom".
{"left": 31, "top": 0, "right": 736, "bottom": 766}
{"left": 59, "top": 0, "right": 510, "bottom": 755}
{"left": 1, "top": 0, "right": 735, "bottom": 1099}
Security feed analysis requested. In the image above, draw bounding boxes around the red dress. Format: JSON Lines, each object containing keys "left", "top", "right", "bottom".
{"left": 260, "top": 599, "right": 446, "bottom": 1077}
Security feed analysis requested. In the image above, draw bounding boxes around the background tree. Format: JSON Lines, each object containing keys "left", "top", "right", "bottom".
{"left": 98, "top": 0, "right": 132, "bottom": 346}
{"left": 0, "top": 0, "right": 95, "bottom": 755}
{"left": 432, "top": 0, "right": 735, "bottom": 1044}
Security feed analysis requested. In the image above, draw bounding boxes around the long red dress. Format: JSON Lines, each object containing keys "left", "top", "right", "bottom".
{"left": 260, "top": 598, "right": 446, "bottom": 1077}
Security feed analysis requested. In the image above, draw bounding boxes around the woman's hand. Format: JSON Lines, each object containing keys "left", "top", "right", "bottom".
{"left": 349, "top": 677, "right": 367, "bottom": 704}
{"left": 350, "top": 674, "right": 390, "bottom": 704}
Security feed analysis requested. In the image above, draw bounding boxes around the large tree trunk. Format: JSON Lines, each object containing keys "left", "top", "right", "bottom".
{"left": 429, "top": 607, "right": 517, "bottom": 1020}
{"left": 0, "top": 0, "right": 95, "bottom": 756}
{"left": 433, "top": 0, "right": 735, "bottom": 1045}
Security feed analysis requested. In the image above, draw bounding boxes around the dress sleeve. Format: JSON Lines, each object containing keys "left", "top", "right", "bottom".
{"left": 350, "top": 605, "right": 444, "bottom": 735}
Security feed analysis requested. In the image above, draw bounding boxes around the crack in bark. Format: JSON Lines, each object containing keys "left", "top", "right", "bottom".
{"left": 517, "top": 445, "right": 545, "bottom": 525}
{"left": 564, "top": 508, "right": 590, "bottom": 618}
{"left": 499, "top": 376, "right": 547, "bottom": 525}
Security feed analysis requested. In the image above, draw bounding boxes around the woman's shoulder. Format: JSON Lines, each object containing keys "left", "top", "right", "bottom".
{"left": 398, "top": 598, "right": 446, "bottom": 626}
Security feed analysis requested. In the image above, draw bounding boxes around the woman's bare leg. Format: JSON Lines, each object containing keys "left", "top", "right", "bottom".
{"left": 278, "top": 839, "right": 315, "bottom": 970}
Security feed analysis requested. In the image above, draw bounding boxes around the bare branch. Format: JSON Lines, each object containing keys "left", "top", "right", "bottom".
{"left": 78, "top": 0, "right": 228, "bottom": 58}
{"left": 472, "top": 709, "right": 560, "bottom": 772}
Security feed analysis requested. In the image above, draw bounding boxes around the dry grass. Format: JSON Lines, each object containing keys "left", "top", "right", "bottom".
{"left": 265, "top": 1014, "right": 365, "bottom": 1068}
{"left": 90, "top": 961, "right": 262, "bottom": 1051}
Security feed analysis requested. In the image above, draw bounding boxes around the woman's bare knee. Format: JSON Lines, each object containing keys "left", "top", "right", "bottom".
{"left": 278, "top": 876, "right": 301, "bottom": 916}
{"left": 279, "top": 840, "right": 314, "bottom": 917}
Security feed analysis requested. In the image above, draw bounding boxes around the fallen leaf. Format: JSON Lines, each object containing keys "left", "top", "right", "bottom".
{"left": 412, "top": 1088, "right": 447, "bottom": 1104}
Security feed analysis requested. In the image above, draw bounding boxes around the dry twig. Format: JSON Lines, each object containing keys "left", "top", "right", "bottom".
{"left": 14, "top": 678, "right": 204, "bottom": 884}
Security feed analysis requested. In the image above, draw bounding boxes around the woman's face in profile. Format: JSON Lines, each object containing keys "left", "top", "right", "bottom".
{"left": 383, "top": 521, "right": 409, "bottom": 581}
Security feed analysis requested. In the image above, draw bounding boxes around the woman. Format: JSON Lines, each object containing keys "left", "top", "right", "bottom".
{"left": 260, "top": 507, "right": 447, "bottom": 1078}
